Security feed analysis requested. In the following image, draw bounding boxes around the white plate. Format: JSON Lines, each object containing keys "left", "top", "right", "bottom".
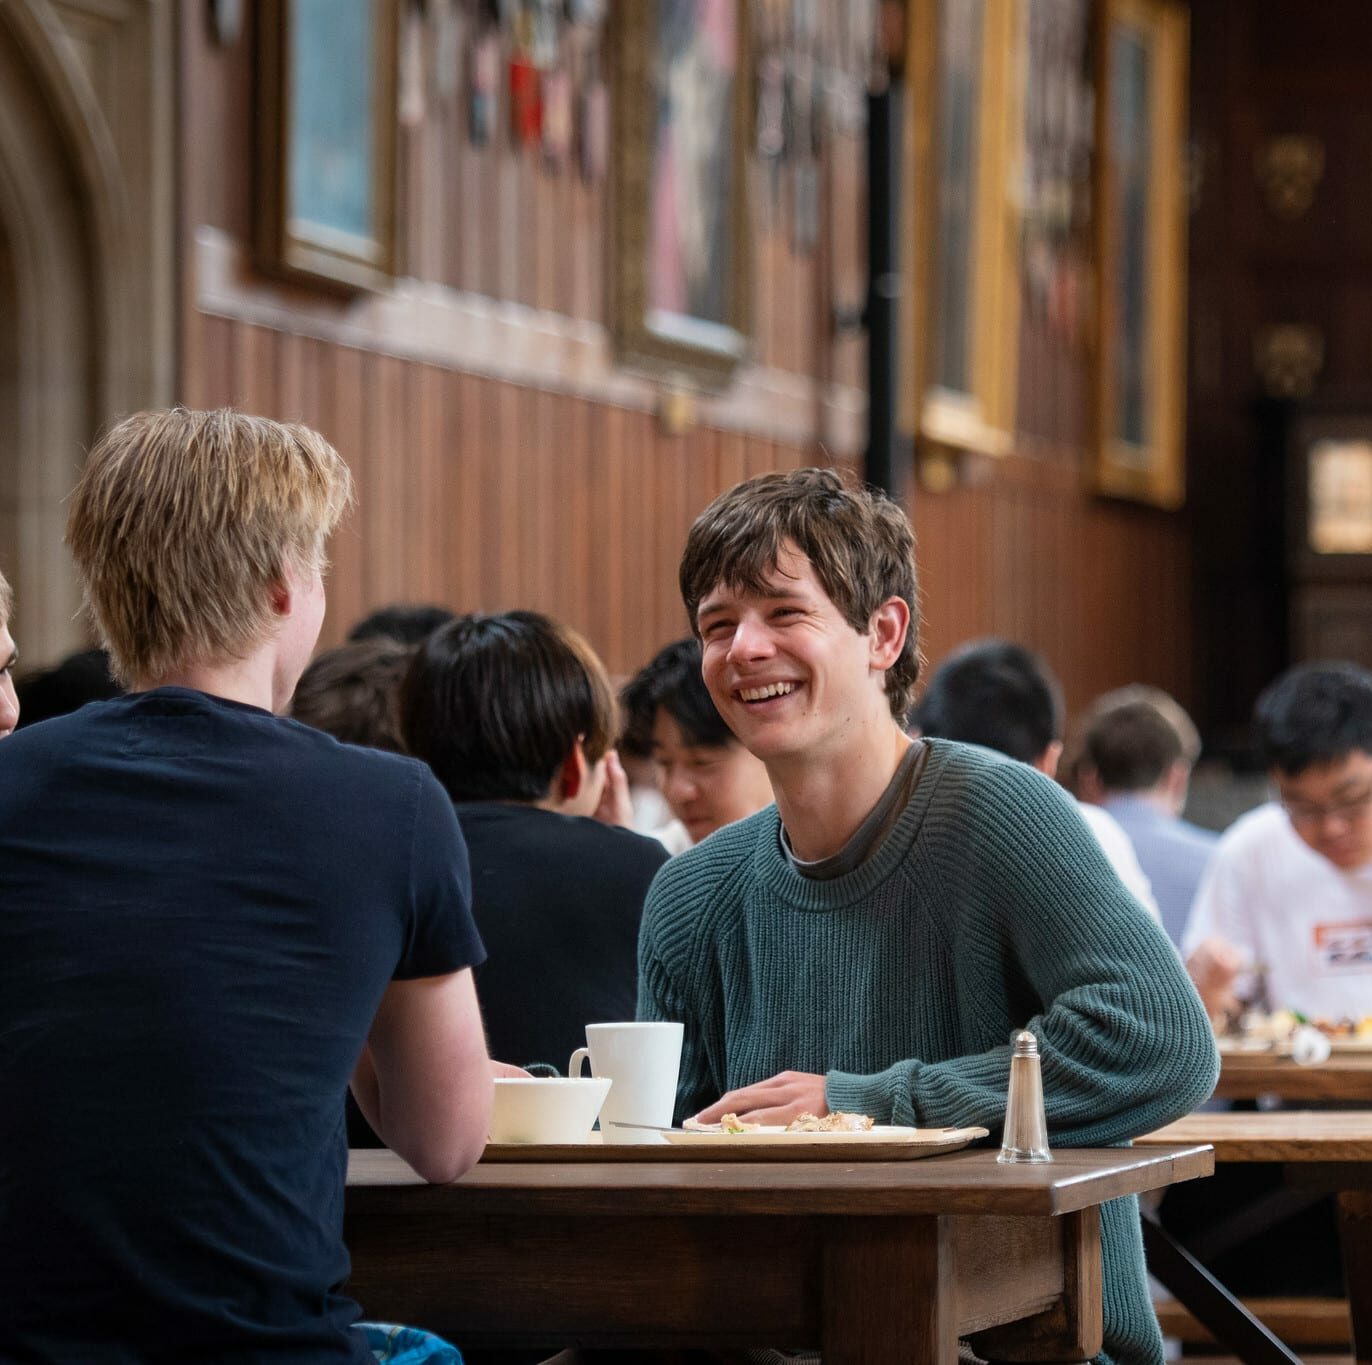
{"left": 663, "top": 1124, "right": 988, "bottom": 1148}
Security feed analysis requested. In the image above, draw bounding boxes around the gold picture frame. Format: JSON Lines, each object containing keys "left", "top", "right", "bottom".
{"left": 256, "top": 0, "right": 399, "bottom": 292}
{"left": 901, "top": 0, "right": 1023, "bottom": 459}
{"left": 1093, "top": 0, "right": 1188, "bottom": 507}
{"left": 610, "top": 2, "right": 752, "bottom": 388}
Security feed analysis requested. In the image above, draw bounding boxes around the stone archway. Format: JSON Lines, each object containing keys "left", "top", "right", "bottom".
{"left": 0, "top": 0, "right": 173, "bottom": 666}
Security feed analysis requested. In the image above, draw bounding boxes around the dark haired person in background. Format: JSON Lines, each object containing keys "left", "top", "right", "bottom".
{"left": 621, "top": 637, "right": 773, "bottom": 846}
{"left": 14, "top": 647, "right": 121, "bottom": 728}
{"left": 1074, "top": 685, "right": 1215, "bottom": 949}
{"left": 1186, "top": 659, "right": 1372, "bottom": 1023}
{"left": 290, "top": 636, "right": 415, "bottom": 753}
{"left": 914, "top": 639, "right": 1161, "bottom": 920}
{"left": 401, "top": 612, "right": 668, "bottom": 1070}
{"left": 347, "top": 602, "right": 455, "bottom": 645}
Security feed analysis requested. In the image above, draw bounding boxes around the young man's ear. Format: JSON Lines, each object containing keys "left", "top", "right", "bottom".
{"left": 868, "top": 597, "right": 911, "bottom": 670}
{"left": 552, "top": 741, "right": 589, "bottom": 803}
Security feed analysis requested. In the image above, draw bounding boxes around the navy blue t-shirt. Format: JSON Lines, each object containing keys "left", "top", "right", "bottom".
{"left": 0, "top": 688, "right": 484, "bottom": 1362}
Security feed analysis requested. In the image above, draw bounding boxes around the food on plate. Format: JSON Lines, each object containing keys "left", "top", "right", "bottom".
{"left": 785, "top": 1111, "right": 875, "bottom": 1133}
{"left": 718, "top": 1112, "right": 758, "bottom": 1134}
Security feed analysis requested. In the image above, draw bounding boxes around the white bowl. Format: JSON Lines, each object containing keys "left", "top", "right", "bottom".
{"left": 488, "top": 1076, "right": 613, "bottom": 1145}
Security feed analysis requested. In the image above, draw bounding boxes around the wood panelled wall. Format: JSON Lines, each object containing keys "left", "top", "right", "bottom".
{"left": 1187, "top": 0, "right": 1372, "bottom": 748}
{"left": 177, "top": 2, "right": 1191, "bottom": 712}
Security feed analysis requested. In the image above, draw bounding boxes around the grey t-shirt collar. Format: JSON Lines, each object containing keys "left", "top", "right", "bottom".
{"left": 780, "top": 739, "right": 929, "bottom": 881}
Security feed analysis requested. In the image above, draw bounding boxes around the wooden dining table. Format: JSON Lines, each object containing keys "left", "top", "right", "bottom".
{"left": 345, "top": 1143, "right": 1211, "bottom": 1364}
{"left": 1215, "top": 1047, "right": 1372, "bottom": 1102}
{"left": 1137, "top": 1110, "right": 1372, "bottom": 1365}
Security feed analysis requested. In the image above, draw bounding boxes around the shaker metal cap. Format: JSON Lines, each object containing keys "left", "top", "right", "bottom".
{"left": 1011, "top": 1029, "right": 1038, "bottom": 1055}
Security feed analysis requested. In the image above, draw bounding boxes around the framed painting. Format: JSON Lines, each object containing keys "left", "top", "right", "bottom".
{"left": 611, "top": 0, "right": 752, "bottom": 388}
{"left": 900, "top": 0, "right": 1022, "bottom": 458}
{"left": 1093, "top": 0, "right": 1188, "bottom": 507}
{"left": 256, "top": 0, "right": 399, "bottom": 292}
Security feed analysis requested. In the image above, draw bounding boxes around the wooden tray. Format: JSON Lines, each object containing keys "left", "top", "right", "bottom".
{"left": 481, "top": 1126, "right": 989, "bottom": 1163}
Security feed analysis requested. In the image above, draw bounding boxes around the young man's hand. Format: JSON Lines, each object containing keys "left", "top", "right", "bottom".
{"left": 592, "top": 749, "right": 636, "bottom": 829}
{"left": 691, "top": 1070, "right": 827, "bottom": 1126}
{"left": 1185, "top": 935, "right": 1243, "bottom": 1030}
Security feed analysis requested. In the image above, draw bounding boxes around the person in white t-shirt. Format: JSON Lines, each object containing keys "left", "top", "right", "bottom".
{"left": 1185, "top": 660, "right": 1372, "bottom": 1024}
{"left": 913, "top": 639, "right": 1163, "bottom": 921}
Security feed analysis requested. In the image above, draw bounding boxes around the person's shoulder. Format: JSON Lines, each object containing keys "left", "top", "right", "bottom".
{"left": 647, "top": 806, "right": 773, "bottom": 912}
{"left": 920, "top": 736, "right": 1071, "bottom": 817}
{"left": 460, "top": 803, "right": 669, "bottom": 870}
{"left": 275, "top": 714, "right": 431, "bottom": 791}
{"left": 1212, "top": 801, "right": 1286, "bottom": 854}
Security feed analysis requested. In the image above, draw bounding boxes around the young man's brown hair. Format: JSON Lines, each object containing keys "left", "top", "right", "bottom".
{"left": 290, "top": 637, "right": 415, "bottom": 753}
{"left": 1081, "top": 685, "right": 1201, "bottom": 793}
{"left": 678, "top": 467, "right": 921, "bottom": 718}
{"left": 399, "top": 610, "right": 619, "bottom": 803}
{"left": 66, "top": 407, "right": 353, "bottom": 685}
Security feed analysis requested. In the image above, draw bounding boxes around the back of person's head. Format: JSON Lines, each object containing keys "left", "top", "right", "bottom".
{"left": 1254, "top": 660, "right": 1372, "bottom": 776}
{"left": 400, "top": 611, "right": 618, "bottom": 803}
{"left": 620, "top": 638, "right": 733, "bottom": 758}
{"left": 65, "top": 407, "right": 353, "bottom": 686}
{"left": 0, "top": 567, "right": 10, "bottom": 630}
{"left": 915, "top": 638, "right": 1063, "bottom": 764}
{"left": 14, "top": 649, "right": 122, "bottom": 728}
{"left": 347, "top": 603, "right": 455, "bottom": 645}
{"left": 1080, "top": 685, "right": 1200, "bottom": 792}
{"left": 677, "top": 467, "right": 921, "bottom": 719}
{"left": 290, "top": 637, "right": 414, "bottom": 752}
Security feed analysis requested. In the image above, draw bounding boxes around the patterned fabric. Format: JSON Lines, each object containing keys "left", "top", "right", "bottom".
{"left": 360, "top": 1321, "right": 464, "bottom": 1363}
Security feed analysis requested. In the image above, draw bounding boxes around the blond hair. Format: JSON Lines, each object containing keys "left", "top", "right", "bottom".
{"left": 0, "top": 567, "right": 11, "bottom": 626}
{"left": 67, "top": 408, "right": 353, "bottom": 684}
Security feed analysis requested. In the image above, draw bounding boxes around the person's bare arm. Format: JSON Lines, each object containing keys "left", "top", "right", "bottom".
{"left": 352, "top": 967, "right": 493, "bottom": 1184}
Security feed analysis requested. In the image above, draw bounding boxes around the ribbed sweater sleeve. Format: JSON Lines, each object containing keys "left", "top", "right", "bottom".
{"left": 824, "top": 758, "right": 1219, "bottom": 1144}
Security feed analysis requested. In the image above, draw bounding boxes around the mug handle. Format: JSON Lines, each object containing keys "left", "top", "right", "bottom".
{"left": 569, "top": 1046, "right": 591, "bottom": 1078}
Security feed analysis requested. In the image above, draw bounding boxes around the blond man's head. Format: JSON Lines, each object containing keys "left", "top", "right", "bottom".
{"left": 67, "top": 408, "right": 353, "bottom": 685}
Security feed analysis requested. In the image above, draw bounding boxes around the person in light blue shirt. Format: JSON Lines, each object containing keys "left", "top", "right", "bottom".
{"left": 1075, "top": 685, "right": 1217, "bottom": 949}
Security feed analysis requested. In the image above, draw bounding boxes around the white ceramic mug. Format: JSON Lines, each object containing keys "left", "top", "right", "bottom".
{"left": 569, "top": 1021, "right": 684, "bottom": 1144}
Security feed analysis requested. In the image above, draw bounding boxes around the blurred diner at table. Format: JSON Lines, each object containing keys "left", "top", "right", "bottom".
{"left": 400, "top": 611, "right": 668, "bottom": 1074}
{"left": 1185, "top": 660, "right": 1372, "bottom": 1025}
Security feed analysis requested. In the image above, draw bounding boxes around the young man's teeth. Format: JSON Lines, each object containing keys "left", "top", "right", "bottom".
{"left": 740, "top": 682, "right": 795, "bottom": 702}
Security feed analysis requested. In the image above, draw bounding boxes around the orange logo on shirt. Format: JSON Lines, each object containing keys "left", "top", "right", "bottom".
{"left": 1313, "top": 921, "right": 1372, "bottom": 970}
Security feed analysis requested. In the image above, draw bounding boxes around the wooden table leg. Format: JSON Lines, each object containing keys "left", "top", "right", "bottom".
{"left": 822, "top": 1215, "right": 955, "bottom": 1365}
{"left": 1338, "top": 1190, "right": 1372, "bottom": 1365}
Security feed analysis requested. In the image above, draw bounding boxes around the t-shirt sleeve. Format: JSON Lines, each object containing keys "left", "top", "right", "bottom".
{"left": 395, "top": 770, "right": 486, "bottom": 980}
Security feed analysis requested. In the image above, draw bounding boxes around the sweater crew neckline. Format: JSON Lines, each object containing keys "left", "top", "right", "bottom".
{"left": 750, "top": 739, "right": 953, "bottom": 911}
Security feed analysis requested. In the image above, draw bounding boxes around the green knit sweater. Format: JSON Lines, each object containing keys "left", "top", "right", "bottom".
{"left": 637, "top": 738, "right": 1219, "bottom": 1365}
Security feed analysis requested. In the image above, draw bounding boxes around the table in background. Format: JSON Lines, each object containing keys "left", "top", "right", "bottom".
{"left": 1139, "top": 1111, "right": 1372, "bottom": 1365}
{"left": 345, "top": 1145, "right": 1211, "bottom": 1365}
{"left": 1216, "top": 1049, "right": 1372, "bottom": 1102}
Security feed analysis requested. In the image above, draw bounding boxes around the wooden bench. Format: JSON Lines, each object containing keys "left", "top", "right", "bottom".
{"left": 1155, "top": 1296, "right": 1350, "bottom": 1350}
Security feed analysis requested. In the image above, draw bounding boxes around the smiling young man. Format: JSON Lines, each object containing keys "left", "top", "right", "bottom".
{"left": 637, "top": 468, "right": 1218, "bottom": 1365}
{"left": 1185, "top": 661, "right": 1372, "bottom": 1023}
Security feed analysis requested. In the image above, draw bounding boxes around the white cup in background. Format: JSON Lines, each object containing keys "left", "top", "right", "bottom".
{"left": 569, "top": 1021, "right": 683, "bottom": 1144}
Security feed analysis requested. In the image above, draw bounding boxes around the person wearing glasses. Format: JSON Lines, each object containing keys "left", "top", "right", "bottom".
{"left": 1185, "top": 660, "right": 1372, "bottom": 1024}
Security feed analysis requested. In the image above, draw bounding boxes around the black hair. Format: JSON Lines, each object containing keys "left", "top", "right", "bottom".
{"left": 14, "top": 649, "right": 122, "bottom": 728}
{"left": 347, "top": 603, "right": 456, "bottom": 646}
{"left": 399, "top": 611, "right": 617, "bottom": 803}
{"left": 1254, "top": 660, "right": 1372, "bottom": 776}
{"left": 619, "top": 638, "right": 734, "bottom": 758}
{"left": 913, "top": 638, "right": 1062, "bottom": 765}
